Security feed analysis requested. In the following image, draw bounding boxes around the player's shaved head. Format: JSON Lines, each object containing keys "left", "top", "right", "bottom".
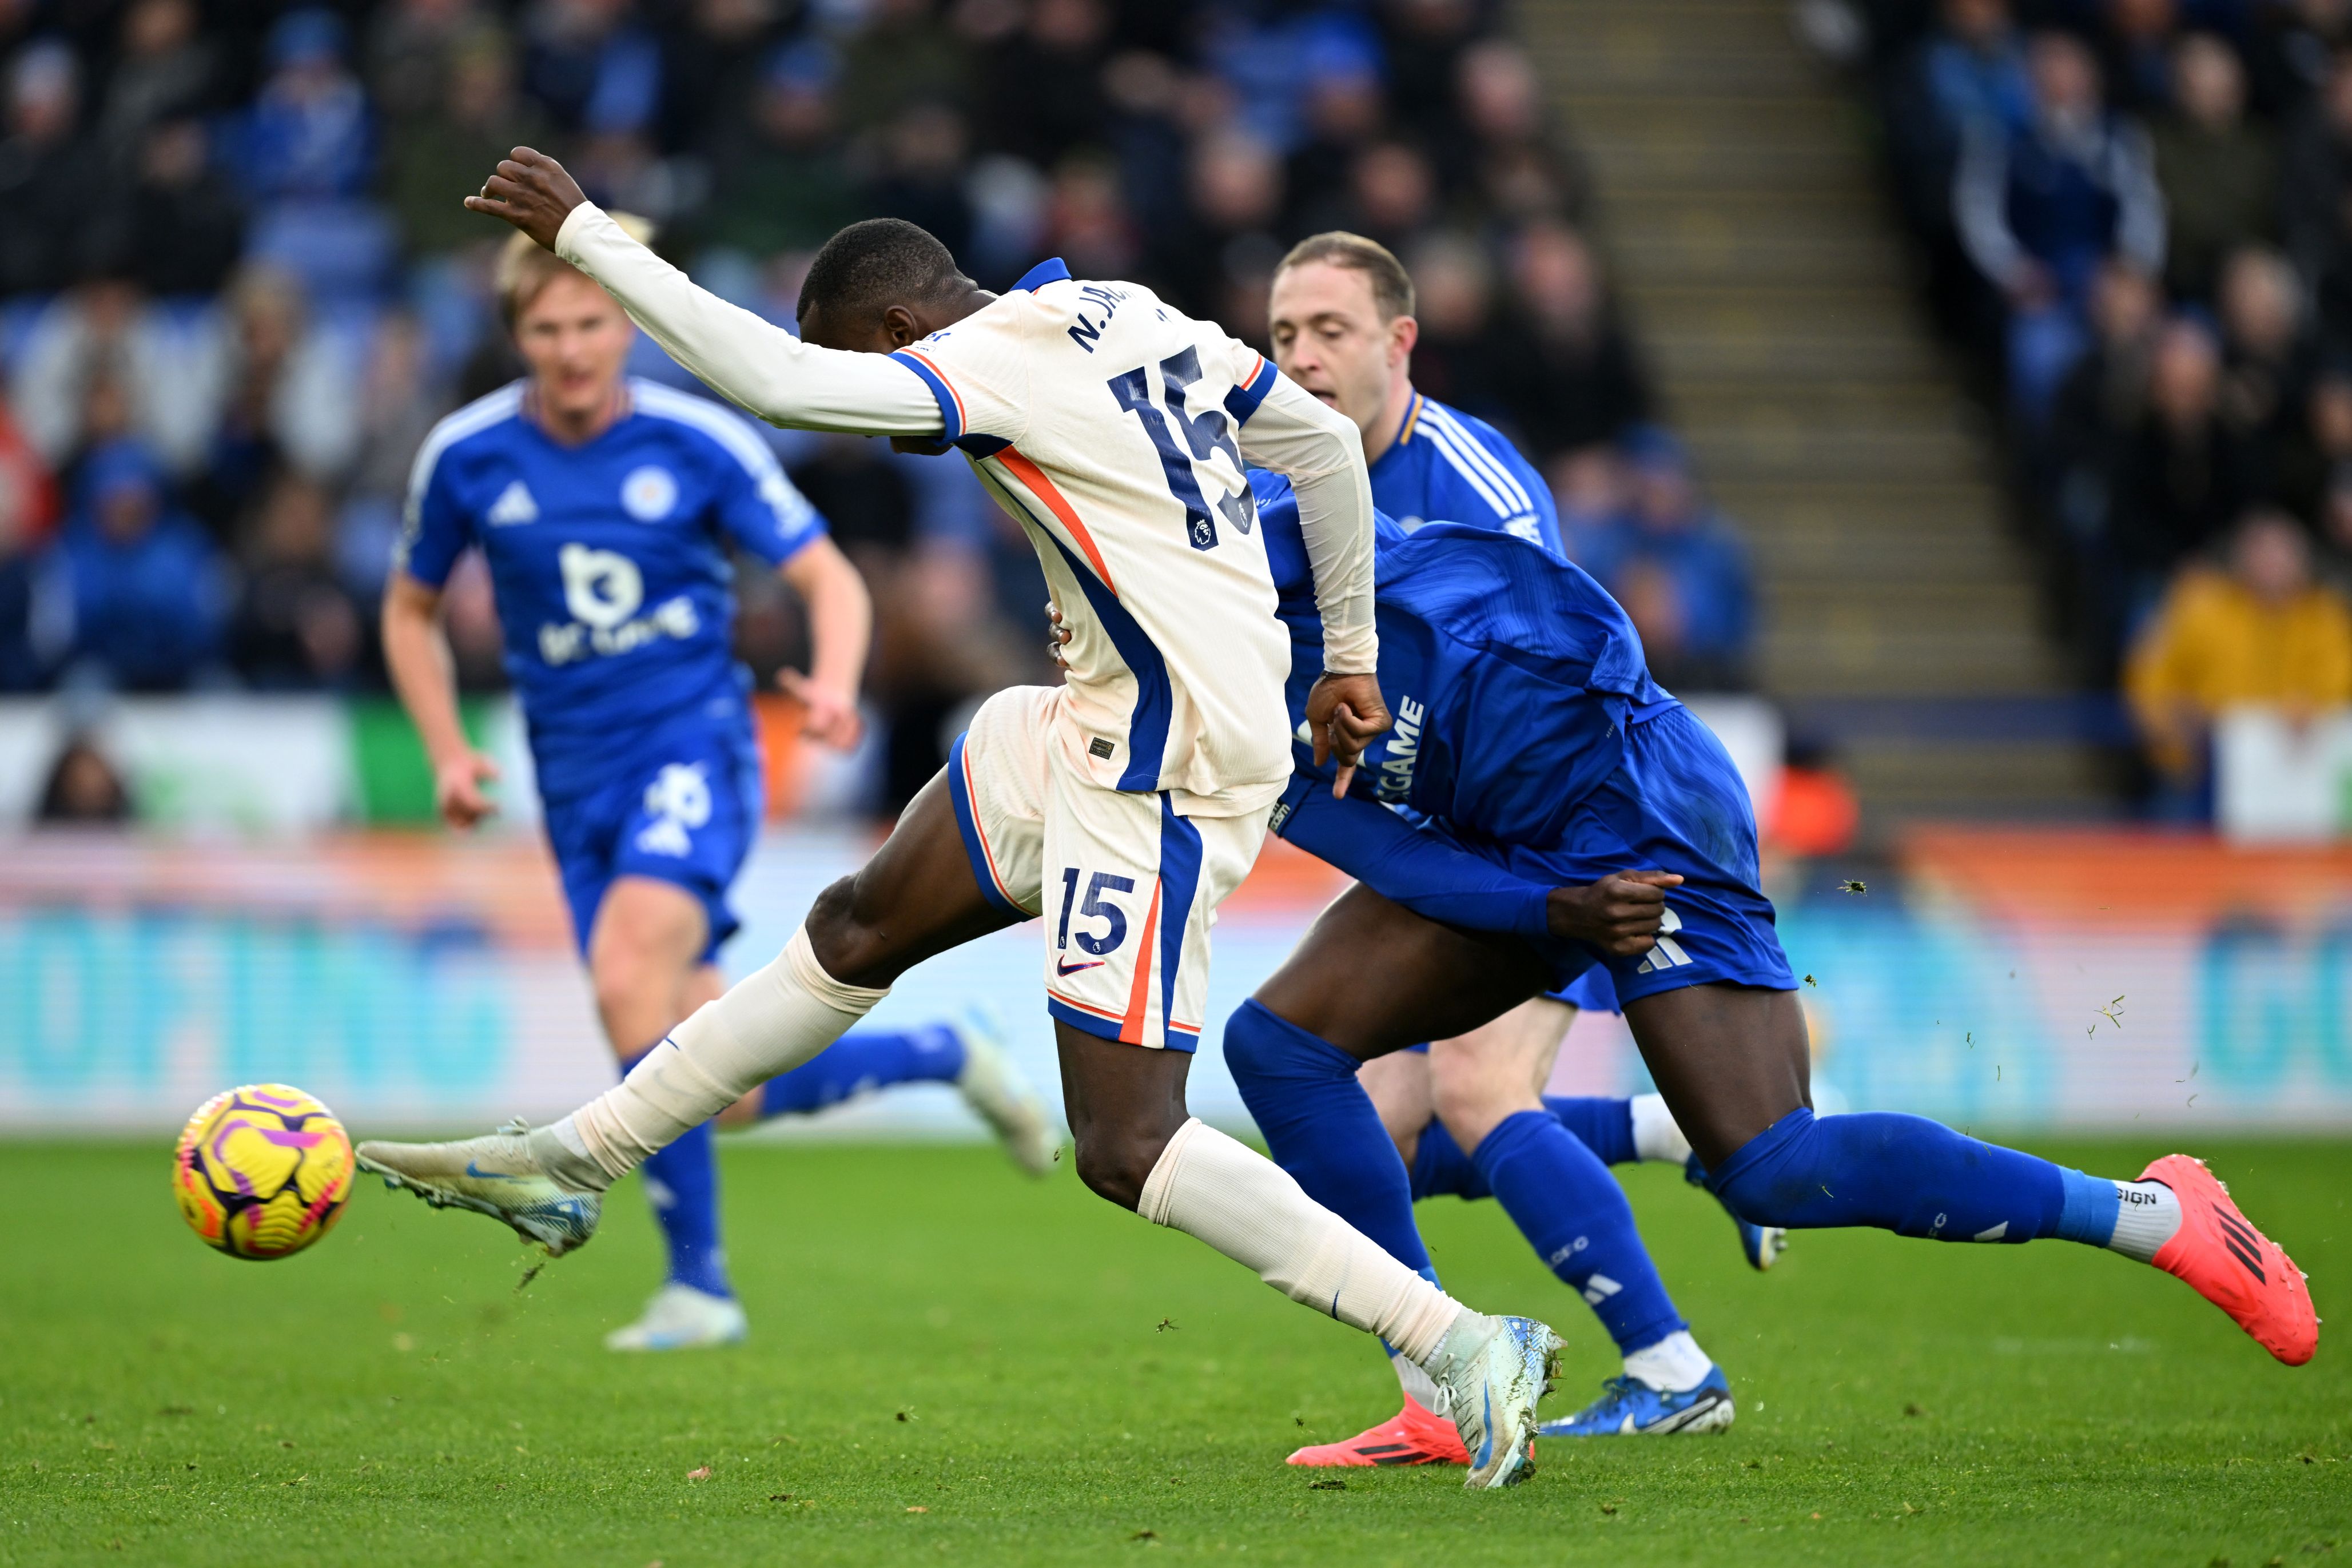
{"left": 797, "top": 218, "right": 975, "bottom": 351}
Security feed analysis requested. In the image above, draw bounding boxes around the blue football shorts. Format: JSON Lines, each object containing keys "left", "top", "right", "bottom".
{"left": 539, "top": 713, "right": 764, "bottom": 964}
{"left": 1430, "top": 701, "right": 1797, "bottom": 1006}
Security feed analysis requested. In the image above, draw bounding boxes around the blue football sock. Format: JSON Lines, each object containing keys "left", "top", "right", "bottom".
{"left": 1542, "top": 1095, "right": 1637, "bottom": 1167}
{"left": 1708, "top": 1106, "right": 2118, "bottom": 1247}
{"left": 639, "top": 1119, "right": 730, "bottom": 1298}
{"left": 1408, "top": 1119, "right": 1490, "bottom": 1201}
{"left": 1473, "top": 1109, "right": 1686, "bottom": 1356}
{"left": 759, "top": 1025, "right": 967, "bottom": 1118}
{"left": 1222, "top": 1000, "right": 1432, "bottom": 1273}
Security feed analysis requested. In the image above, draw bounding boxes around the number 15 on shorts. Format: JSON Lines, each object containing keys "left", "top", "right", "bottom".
{"left": 1055, "top": 867, "right": 1132, "bottom": 974}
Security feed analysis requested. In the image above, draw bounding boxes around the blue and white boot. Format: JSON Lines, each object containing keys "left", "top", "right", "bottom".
{"left": 1539, "top": 1364, "right": 1735, "bottom": 1438}
{"left": 1686, "top": 1154, "right": 1786, "bottom": 1271}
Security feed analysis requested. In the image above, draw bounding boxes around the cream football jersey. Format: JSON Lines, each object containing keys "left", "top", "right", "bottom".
{"left": 892, "top": 260, "right": 1311, "bottom": 806}
{"left": 554, "top": 209, "right": 1377, "bottom": 811}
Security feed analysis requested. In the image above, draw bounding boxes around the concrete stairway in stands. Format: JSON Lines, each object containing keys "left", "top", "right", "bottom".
{"left": 1521, "top": 0, "right": 2118, "bottom": 826}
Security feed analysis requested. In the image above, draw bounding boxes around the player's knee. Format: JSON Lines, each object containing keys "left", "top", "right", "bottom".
{"left": 1706, "top": 1112, "right": 1824, "bottom": 1228}
{"left": 803, "top": 875, "right": 886, "bottom": 985}
{"left": 1429, "top": 1058, "right": 1518, "bottom": 1153}
{"left": 1070, "top": 1128, "right": 1161, "bottom": 1211}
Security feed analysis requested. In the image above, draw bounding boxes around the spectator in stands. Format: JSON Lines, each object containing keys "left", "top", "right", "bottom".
{"left": 1039, "top": 152, "right": 1141, "bottom": 281}
{"left": 835, "top": 0, "right": 969, "bottom": 136}
{"left": 231, "top": 10, "right": 375, "bottom": 202}
{"left": 699, "top": 39, "right": 856, "bottom": 261}
{"left": 1549, "top": 442, "right": 1634, "bottom": 556}
{"left": 2284, "top": 48, "right": 2352, "bottom": 352}
{"left": 228, "top": 471, "right": 364, "bottom": 688}
{"left": 869, "top": 102, "right": 978, "bottom": 264}
{"left": 2291, "top": 367, "right": 2352, "bottom": 528}
{"left": 1339, "top": 138, "right": 1439, "bottom": 256}
{"left": 1399, "top": 231, "right": 1499, "bottom": 415}
{"left": 2126, "top": 507, "right": 2352, "bottom": 813}
{"left": 1955, "top": 30, "right": 2166, "bottom": 424}
{"left": 2216, "top": 247, "right": 2319, "bottom": 498}
{"left": 43, "top": 438, "right": 227, "bottom": 690}
{"left": 1450, "top": 39, "right": 1586, "bottom": 223}
{"left": 0, "top": 401, "right": 58, "bottom": 691}
{"left": 1284, "top": 45, "right": 1386, "bottom": 234}
{"left": 82, "top": 117, "right": 246, "bottom": 298}
{"left": 658, "top": 0, "right": 791, "bottom": 160}
{"left": 1489, "top": 219, "right": 1653, "bottom": 459}
{"left": 1575, "top": 428, "right": 1755, "bottom": 690}
{"left": 8, "top": 277, "right": 221, "bottom": 477}
{"left": 2101, "top": 0, "right": 2180, "bottom": 116}
{"left": 389, "top": 25, "right": 549, "bottom": 261}
{"left": 973, "top": 0, "right": 1114, "bottom": 171}
{"left": 97, "top": 0, "right": 218, "bottom": 170}
{"left": 2151, "top": 34, "right": 2279, "bottom": 303}
{"left": 2102, "top": 317, "right": 2258, "bottom": 628}
{"left": 190, "top": 265, "right": 365, "bottom": 534}
{"left": 1917, "top": 0, "right": 2032, "bottom": 144}
{"left": 2247, "top": 0, "right": 2350, "bottom": 118}
{"left": 1883, "top": 0, "right": 2033, "bottom": 332}
{"left": 0, "top": 39, "right": 94, "bottom": 297}
{"left": 34, "top": 734, "right": 132, "bottom": 823}
{"left": 522, "top": 0, "right": 660, "bottom": 138}
{"left": 367, "top": 0, "right": 481, "bottom": 131}
{"left": 1152, "top": 129, "right": 1286, "bottom": 319}
{"left": 1380, "top": 0, "right": 1483, "bottom": 144}
{"left": 2048, "top": 257, "right": 2163, "bottom": 491}
{"left": 337, "top": 314, "right": 444, "bottom": 599}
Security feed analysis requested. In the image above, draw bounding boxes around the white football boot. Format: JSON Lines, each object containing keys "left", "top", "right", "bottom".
{"left": 1425, "top": 1313, "right": 1564, "bottom": 1489}
{"left": 356, "top": 1120, "right": 604, "bottom": 1255}
{"left": 952, "top": 1012, "right": 1060, "bottom": 1176}
{"left": 604, "top": 1283, "right": 749, "bottom": 1352}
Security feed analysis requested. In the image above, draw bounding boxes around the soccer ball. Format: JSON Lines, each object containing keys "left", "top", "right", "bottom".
{"left": 174, "top": 1085, "right": 356, "bottom": 1260}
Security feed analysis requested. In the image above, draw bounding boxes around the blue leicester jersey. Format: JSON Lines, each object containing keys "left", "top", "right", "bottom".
{"left": 1257, "top": 473, "right": 1668, "bottom": 846}
{"left": 396, "top": 378, "right": 827, "bottom": 794}
{"left": 1368, "top": 391, "right": 1563, "bottom": 556}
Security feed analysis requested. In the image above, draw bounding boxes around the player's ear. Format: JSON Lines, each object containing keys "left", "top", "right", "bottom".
{"left": 1390, "top": 313, "right": 1419, "bottom": 362}
{"left": 881, "top": 304, "right": 921, "bottom": 348}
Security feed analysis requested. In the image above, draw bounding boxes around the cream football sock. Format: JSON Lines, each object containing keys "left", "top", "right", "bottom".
{"left": 1136, "top": 1119, "right": 1485, "bottom": 1368}
{"left": 542, "top": 926, "right": 887, "bottom": 1184}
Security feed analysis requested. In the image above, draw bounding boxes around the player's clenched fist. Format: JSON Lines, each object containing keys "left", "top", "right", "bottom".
{"left": 463, "top": 147, "right": 588, "bottom": 250}
{"left": 1546, "top": 870, "right": 1684, "bottom": 955}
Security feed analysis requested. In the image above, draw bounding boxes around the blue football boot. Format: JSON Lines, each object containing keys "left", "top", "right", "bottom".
{"left": 1538, "top": 1364, "right": 1735, "bottom": 1438}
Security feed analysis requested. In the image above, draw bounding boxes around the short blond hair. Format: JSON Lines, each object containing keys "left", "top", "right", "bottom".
{"left": 1275, "top": 231, "right": 1415, "bottom": 321}
{"left": 496, "top": 212, "right": 654, "bottom": 329}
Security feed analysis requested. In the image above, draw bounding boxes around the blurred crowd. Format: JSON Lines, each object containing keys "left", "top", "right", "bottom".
{"left": 1854, "top": 0, "right": 2352, "bottom": 810}
{"left": 0, "top": 0, "right": 1760, "bottom": 811}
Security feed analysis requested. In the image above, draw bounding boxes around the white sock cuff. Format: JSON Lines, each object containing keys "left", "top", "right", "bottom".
{"left": 781, "top": 924, "right": 890, "bottom": 1013}
{"left": 1137, "top": 1117, "right": 1205, "bottom": 1226}
{"left": 1630, "top": 1094, "right": 1693, "bottom": 1166}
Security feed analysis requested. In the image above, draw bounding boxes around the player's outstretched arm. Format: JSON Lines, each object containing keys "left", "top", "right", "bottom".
{"left": 463, "top": 149, "right": 942, "bottom": 437}
{"left": 1275, "top": 781, "right": 1677, "bottom": 953}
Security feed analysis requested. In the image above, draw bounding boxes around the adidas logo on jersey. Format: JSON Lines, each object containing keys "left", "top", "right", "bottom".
{"left": 487, "top": 480, "right": 540, "bottom": 526}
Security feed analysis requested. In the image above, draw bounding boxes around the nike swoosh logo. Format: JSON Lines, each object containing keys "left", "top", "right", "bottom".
{"left": 1475, "top": 1386, "right": 1494, "bottom": 1470}
{"left": 464, "top": 1162, "right": 527, "bottom": 1181}
{"left": 1054, "top": 958, "right": 1105, "bottom": 976}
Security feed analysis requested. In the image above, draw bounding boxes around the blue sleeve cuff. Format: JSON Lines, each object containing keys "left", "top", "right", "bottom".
{"left": 888, "top": 349, "right": 962, "bottom": 442}
{"left": 1223, "top": 354, "right": 1280, "bottom": 425}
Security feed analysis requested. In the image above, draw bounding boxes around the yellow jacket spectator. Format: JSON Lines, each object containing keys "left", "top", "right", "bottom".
{"left": 2126, "top": 511, "right": 2352, "bottom": 780}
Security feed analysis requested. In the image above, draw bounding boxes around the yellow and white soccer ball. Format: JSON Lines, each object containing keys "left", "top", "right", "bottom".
{"left": 173, "top": 1085, "right": 355, "bottom": 1260}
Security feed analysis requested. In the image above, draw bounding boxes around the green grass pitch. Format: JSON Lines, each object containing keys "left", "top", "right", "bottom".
{"left": 2, "top": 1136, "right": 2345, "bottom": 1566}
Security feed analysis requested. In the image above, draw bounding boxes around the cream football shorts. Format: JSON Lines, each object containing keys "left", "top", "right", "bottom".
{"left": 946, "top": 685, "right": 1267, "bottom": 1051}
